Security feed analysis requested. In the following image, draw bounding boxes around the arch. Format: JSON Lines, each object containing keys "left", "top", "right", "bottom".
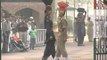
{"left": 15, "top": 8, "right": 40, "bottom": 19}
{"left": 15, "top": 8, "right": 42, "bottom": 28}
{"left": 1, "top": 2, "right": 45, "bottom": 19}
{"left": 1, "top": 2, "right": 45, "bottom": 28}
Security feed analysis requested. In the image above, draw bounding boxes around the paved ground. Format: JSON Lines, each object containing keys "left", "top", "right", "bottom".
{"left": 1, "top": 40, "right": 93, "bottom": 60}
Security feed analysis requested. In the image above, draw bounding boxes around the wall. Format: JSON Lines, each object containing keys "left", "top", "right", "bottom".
{"left": 1, "top": 2, "right": 45, "bottom": 28}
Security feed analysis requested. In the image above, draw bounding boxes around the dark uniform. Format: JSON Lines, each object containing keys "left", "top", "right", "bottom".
{"left": 44, "top": 16, "right": 53, "bottom": 31}
{"left": 76, "top": 12, "right": 86, "bottom": 46}
{"left": 42, "top": 15, "right": 56, "bottom": 60}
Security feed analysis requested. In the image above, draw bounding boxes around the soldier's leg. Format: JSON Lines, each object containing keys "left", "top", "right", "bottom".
{"left": 61, "top": 41, "right": 68, "bottom": 57}
{"left": 51, "top": 47, "right": 56, "bottom": 58}
{"left": 42, "top": 45, "right": 51, "bottom": 60}
{"left": 42, "top": 55, "right": 49, "bottom": 60}
{"left": 42, "top": 53, "right": 50, "bottom": 60}
{"left": 55, "top": 48, "right": 60, "bottom": 60}
{"left": 56, "top": 41, "right": 61, "bottom": 57}
{"left": 55, "top": 41, "right": 61, "bottom": 60}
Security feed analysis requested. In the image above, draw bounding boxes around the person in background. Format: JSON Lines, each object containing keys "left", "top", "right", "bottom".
{"left": 1, "top": 17, "right": 4, "bottom": 52}
{"left": 29, "top": 17, "right": 37, "bottom": 30}
{"left": 10, "top": 29, "right": 27, "bottom": 52}
{"left": 76, "top": 8, "right": 86, "bottom": 46}
{"left": 87, "top": 17, "right": 93, "bottom": 42}
{"left": 29, "top": 26, "right": 37, "bottom": 50}
{"left": 2, "top": 17, "right": 11, "bottom": 53}
{"left": 17, "top": 19, "right": 28, "bottom": 48}
{"left": 27, "top": 20, "right": 32, "bottom": 49}
{"left": 11, "top": 16, "right": 17, "bottom": 30}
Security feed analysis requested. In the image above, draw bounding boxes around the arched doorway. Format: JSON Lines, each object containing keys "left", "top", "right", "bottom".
{"left": 15, "top": 8, "right": 41, "bottom": 28}
{"left": 15, "top": 8, "right": 39, "bottom": 19}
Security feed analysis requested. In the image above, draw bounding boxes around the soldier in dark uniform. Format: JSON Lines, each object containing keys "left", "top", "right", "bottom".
{"left": 76, "top": 8, "right": 86, "bottom": 46}
{"left": 42, "top": 5, "right": 56, "bottom": 60}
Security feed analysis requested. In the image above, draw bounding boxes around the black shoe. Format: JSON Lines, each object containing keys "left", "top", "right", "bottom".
{"left": 42, "top": 57, "right": 47, "bottom": 60}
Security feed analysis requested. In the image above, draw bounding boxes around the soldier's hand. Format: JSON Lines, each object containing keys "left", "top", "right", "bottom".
{"left": 58, "top": 32, "right": 61, "bottom": 37}
{"left": 64, "top": 40, "right": 67, "bottom": 42}
{"left": 50, "top": 36, "right": 53, "bottom": 39}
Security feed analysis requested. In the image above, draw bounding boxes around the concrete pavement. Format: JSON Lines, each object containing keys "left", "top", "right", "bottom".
{"left": 1, "top": 40, "right": 93, "bottom": 60}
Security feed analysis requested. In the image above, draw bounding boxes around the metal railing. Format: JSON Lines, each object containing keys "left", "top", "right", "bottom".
{"left": 35, "top": 29, "right": 46, "bottom": 47}
{"left": 94, "top": 0, "right": 107, "bottom": 60}
{"left": 94, "top": 38, "right": 107, "bottom": 60}
{"left": 6, "top": 29, "right": 46, "bottom": 52}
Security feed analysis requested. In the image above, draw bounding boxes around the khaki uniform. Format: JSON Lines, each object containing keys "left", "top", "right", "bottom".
{"left": 87, "top": 21, "right": 93, "bottom": 42}
{"left": 56, "top": 17, "right": 68, "bottom": 57}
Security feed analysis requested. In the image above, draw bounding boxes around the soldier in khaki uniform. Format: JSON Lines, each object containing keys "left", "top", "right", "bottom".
{"left": 54, "top": 1, "right": 69, "bottom": 60}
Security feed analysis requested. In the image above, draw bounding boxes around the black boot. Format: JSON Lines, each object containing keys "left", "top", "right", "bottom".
{"left": 42, "top": 56, "right": 47, "bottom": 60}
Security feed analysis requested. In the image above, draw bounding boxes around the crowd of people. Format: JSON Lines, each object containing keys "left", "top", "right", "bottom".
{"left": 1, "top": 12, "right": 37, "bottom": 53}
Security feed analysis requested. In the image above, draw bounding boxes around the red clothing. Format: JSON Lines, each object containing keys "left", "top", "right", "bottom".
{"left": 12, "top": 33, "right": 20, "bottom": 41}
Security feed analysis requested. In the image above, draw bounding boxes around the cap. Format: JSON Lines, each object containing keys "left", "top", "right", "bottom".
{"left": 30, "top": 16, "right": 34, "bottom": 19}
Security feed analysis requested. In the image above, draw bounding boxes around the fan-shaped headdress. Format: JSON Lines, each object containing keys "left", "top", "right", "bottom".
{"left": 58, "top": 1, "right": 69, "bottom": 11}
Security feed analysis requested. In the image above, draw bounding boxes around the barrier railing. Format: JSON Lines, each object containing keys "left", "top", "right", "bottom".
{"left": 35, "top": 29, "right": 46, "bottom": 47}
{"left": 6, "top": 29, "right": 46, "bottom": 52}
{"left": 94, "top": 0, "right": 107, "bottom": 60}
{"left": 94, "top": 38, "right": 107, "bottom": 60}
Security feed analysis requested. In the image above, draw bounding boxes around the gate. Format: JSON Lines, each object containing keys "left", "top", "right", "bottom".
{"left": 94, "top": 38, "right": 107, "bottom": 60}
{"left": 94, "top": 0, "right": 107, "bottom": 60}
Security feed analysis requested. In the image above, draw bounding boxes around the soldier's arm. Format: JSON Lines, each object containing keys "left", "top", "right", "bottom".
{"left": 62, "top": 19, "right": 67, "bottom": 29}
{"left": 44, "top": 17, "right": 47, "bottom": 29}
